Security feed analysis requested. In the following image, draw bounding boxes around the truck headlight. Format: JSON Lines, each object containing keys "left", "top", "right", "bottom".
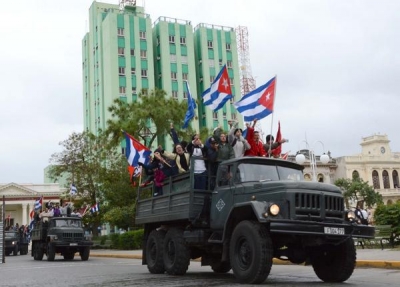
{"left": 269, "top": 204, "right": 280, "bottom": 216}
{"left": 346, "top": 210, "right": 356, "bottom": 221}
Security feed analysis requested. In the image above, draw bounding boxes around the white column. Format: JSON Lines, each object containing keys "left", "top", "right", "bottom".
{"left": 22, "top": 203, "right": 28, "bottom": 226}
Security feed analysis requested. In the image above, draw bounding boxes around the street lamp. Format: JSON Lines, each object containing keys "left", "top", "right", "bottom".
{"left": 295, "top": 140, "right": 330, "bottom": 182}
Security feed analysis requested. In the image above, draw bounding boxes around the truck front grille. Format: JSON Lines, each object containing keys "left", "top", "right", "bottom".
{"left": 62, "top": 232, "right": 84, "bottom": 242}
{"left": 294, "top": 193, "right": 344, "bottom": 220}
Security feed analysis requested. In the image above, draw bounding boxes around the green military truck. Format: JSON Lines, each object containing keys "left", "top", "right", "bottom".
{"left": 4, "top": 230, "right": 29, "bottom": 256}
{"left": 31, "top": 217, "right": 93, "bottom": 261}
{"left": 136, "top": 157, "right": 375, "bottom": 284}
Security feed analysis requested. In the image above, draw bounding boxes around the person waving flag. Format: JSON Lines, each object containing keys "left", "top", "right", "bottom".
{"left": 202, "top": 65, "right": 233, "bottom": 111}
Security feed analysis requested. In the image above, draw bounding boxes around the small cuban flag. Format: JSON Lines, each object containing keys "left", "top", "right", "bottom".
{"left": 70, "top": 183, "right": 77, "bottom": 196}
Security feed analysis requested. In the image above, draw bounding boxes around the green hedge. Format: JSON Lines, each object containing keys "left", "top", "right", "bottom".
{"left": 109, "top": 229, "right": 144, "bottom": 250}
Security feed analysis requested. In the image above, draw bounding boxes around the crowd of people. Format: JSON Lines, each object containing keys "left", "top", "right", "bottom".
{"left": 138, "top": 119, "right": 287, "bottom": 196}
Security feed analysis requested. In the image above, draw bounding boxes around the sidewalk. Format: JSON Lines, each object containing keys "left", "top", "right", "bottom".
{"left": 90, "top": 248, "right": 400, "bottom": 269}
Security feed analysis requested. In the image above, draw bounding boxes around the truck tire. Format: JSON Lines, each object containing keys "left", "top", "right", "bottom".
{"left": 211, "top": 260, "right": 231, "bottom": 274}
{"left": 310, "top": 238, "right": 356, "bottom": 282}
{"left": 80, "top": 247, "right": 90, "bottom": 261}
{"left": 163, "top": 228, "right": 190, "bottom": 275}
{"left": 47, "top": 244, "right": 55, "bottom": 261}
{"left": 229, "top": 220, "right": 272, "bottom": 284}
{"left": 33, "top": 243, "right": 44, "bottom": 261}
{"left": 146, "top": 229, "right": 166, "bottom": 274}
{"left": 13, "top": 245, "right": 18, "bottom": 256}
{"left": 64, "top": 251, "right": 75, "bottom": 260}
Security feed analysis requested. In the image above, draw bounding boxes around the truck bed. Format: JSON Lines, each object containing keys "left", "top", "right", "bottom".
{"left": 135, "top": 172, "right": 211, "bottom": 225}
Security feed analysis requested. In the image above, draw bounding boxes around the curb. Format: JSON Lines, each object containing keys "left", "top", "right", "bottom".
{"left": 90, "top": 253, "right": 400, "bottom": 269}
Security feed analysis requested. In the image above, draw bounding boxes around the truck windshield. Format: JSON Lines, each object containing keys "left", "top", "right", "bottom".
{"left": 237, "top": 164, "right": 303, "bottom": 182}
{"left": 54, "top": 219, "right": 82, "bottom": 227}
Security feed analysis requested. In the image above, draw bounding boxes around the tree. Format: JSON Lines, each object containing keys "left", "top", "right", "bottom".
{"left": 334, "top": 175, "right": 383, "bottom": 209}
{"left": 374, "top": 202, "right": 400, "bottom": 243}
{"left": 106, "top": 88, "right": 193, "bottom": 148}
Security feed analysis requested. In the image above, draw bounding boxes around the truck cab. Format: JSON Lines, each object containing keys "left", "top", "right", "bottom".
{"left": 4, "top": 230, "right": 29, "bottom": 256}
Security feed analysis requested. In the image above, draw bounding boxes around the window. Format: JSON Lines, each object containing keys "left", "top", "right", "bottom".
{"left": 140, "top": 50, "right": 147, "bottom": 58}
{"left": 229, "top": 78, "right": 234, "bottom": 86}
{"left": 119, "top": 86, "right": 126, "bottom": 94}
{"left": 213, "top": 112, "right": 218, "bottom": 120}
{"left": 171, "top": 72, "right": 177, "bottom": 80}
{"left": 156, "top": 36, "right": 160, "bottom": 45}
{"left": 372, "top": 170, "right": 380, "bottom": 189}
{"left": 223, "top": 112, "right": 227, "bottom": 119}
{"left": 181, "top": 56, "right": 188, "bottom": 64}
{"left": 117, "top": 28, "right": 124, "bottom": 36}
{"left": 210, "top": 76, "right": 215, "bottom": 82}
{"left": 141, "top": 69, "right": 147, "bottom": 78}
{"left": 393, "top": 170, "right": 399, "bottom": 188}
{"left": 383, "top": 170, "right": 390, "bottom": 189}
{"left": 130, "top": 49, "right": 135, "bottom": 56}
{"left": 170, "top": 54, "right": 177, "bottom": 62}
{"left": 182, "top": 73, "right": 188, "bottom": 80}
{"left": 209, "top": 59, "right": 214, "bottom": 67}
{"left": 183, "top": 92, "right": 188, "bottom": 99}
{"left": 231, "top": 113, "right": 237, "bottom": 120}
{"left": 169, "top": 35, "right": 175, "bottom": 43}
{"left": 118, "top": 67, "right": 125, "bottom": 75}
{"left": 219, "top": 59, "right": 223, "bottom": 66}
{"left": 227, "top": 60, "right": 233, "bottom": 68}
{"left": 207, "top": 40, "right": 213, "bottom": 48}
{"left": 118, "top": 47, "right": 125, "bottom": 56}
{"left": 180, "top": 36, "right": 186, "bottom": 45}
{"left": 226, "top": 43, "right": 231, "bottom": 50}
{"left": 139, "top": 31, "right": 146, "bottom": 39}
{"left": 131, "top": 68, "right": 136, "bottom": 75}
{"left": 172, "top": 91, "right": 178, "bottom": 99}
{"left": 132, "top": 88, "right": 137, "bottom": 94}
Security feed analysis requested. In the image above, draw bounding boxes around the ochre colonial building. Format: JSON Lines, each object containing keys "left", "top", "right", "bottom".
{"left": 0, "top": 183, "right": 63, "bottom": 227}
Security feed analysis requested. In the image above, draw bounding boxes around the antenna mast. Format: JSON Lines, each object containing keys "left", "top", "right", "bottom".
{"left": 235, "top": 26, "right": 256, "bottom": 96}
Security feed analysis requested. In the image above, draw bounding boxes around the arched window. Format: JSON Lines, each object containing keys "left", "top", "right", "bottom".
{"left": 382, "top": 170, "right": 390, "bottom": 189}
{"left": 393, "top": 171, "right": 399, "bottom": 188}
{"left": 352, "top": 170, "right": 360, "bottom": 180}
{"left": 317, "top": 174, "right": 324, "bottom": 182}
{"left": 372, "top": 170, "right": 380, "bottom": 189}
{"left": 387, "top": 199, "right": 393, "bottom": 205}
{"left": 304, "top": 174, "right": 311, "bottom": 181}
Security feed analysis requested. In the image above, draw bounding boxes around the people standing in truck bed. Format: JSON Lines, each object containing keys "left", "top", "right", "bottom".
{"left": 228, "top": 120, "right": 250, "bottom": 158}
{"left": 244, "top": 119, "right": 267, "bottom": 157}
{"left": 161, "top": 143, "right": 190, "bottom": 174}
{"left": 186, "top": 134, "right": 208, "bottom": 190}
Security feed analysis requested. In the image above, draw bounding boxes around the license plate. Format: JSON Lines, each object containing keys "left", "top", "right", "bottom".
{"left": 70, "top": 243, "right": 78, "bottom": 246}
{"left": 324, "top": 227, "right": 345, "bottom": 235}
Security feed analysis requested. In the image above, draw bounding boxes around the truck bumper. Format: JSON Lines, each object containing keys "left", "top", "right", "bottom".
{"left": 269, "top": 220, "right": 375, "bottom": 239}
{"left": 49, "top": 241, "right": 93, "bottom": 249}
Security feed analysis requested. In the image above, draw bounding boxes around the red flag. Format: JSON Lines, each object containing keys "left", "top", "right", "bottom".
{"left": 29, "top": 210, "right": 35, "bottom": 220}
{"left": 272, "top": 121, "right": 282, "bottom": 157}
{"left": 281, "top": 151, "right": 290, "bottom": 160}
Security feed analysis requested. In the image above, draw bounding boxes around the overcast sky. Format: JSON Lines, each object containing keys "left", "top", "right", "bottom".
{"left": 0, "top": 0, "right": 399, "bottom": 184}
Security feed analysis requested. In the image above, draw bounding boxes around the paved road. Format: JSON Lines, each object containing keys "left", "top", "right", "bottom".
{"left": 1, "top": 255, "right": 400, "bottom": 287}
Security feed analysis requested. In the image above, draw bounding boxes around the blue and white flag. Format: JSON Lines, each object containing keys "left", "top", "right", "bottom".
{"left": 90, "top": 203, "right": 100, "bottom": 214}
{"left": 202, "top": 65, "right": 233, "bottom": 111}
{"left": 182, "top": 81, "right": 197, "bottom": 129}
{"left": 124, "top": 131, "right": 151, "bottom": 167}
{"left": 34, "top": 196, "right": 43, "bottom": 210}
{"left": 235, "top": 76, "right": 276, "bottom": 121}
{"left": 70, "top": 183, "right": 77, "bottom": 195}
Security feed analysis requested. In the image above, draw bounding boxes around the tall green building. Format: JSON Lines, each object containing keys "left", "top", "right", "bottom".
{"left": 83, "top": 1, "right": 242, "bottom": 149}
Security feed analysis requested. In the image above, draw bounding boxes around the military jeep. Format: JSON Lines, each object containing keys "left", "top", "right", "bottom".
{"left": 4, "top": 230, "right": 29, "bottom": 256}
{"left": 30, "top": 217, "right": 93, "bottom": 261}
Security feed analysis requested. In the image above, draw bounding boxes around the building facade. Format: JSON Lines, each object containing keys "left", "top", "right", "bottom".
{"left": 334, "top": 134, "right": 400, "bottom": 205}
{"left": 0, "top": 183, "right": 63, "bottom": 227}
{"left": 83, "top": 1, "right": 243, "bottom": 151}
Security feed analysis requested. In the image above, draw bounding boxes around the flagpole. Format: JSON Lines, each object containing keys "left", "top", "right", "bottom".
{"left": 268, "top": 75, "right": 278, "bottom": 157}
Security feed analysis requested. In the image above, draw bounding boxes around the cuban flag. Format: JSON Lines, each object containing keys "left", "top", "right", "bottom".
{"left": 34, "top": 196, "right": 43, "bottom": 210}
{"left": 90, "top": 203, "right": 99, "bottom": 214}
{"left": 235, "top": 76, "right": 276, "bottom": 121}
{"left": 124, "top": 131, "right": 151, "bottom": 167}
{"left": 70, "top": 183, "right": 77, "bottom": 195}
{"left": 202, "top": 65, "right": 233, "bottom": 111}
{"left": 182, "top": 81, "right": 197, "bottom": 129}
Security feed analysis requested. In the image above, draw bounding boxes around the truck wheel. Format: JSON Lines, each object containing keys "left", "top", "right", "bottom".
{"left": 146, "top": 229, "right": 166, "bottom": 274}
{"left": 211, "top": 260, "right": 231, "bottom": 274}
{"left": 13, "top": 245, "right": 18, "bottom": 256}
{"left": 33, "top": 243, "right": 44, "bottom": 261}
{"left": 80, "top": 247, "right": 90, "bottom": 261}
{"left": 163, "top": 228, "right": 190, "bottom": 275}
{"left": 63, "top": 251, "right": 75, "bottom": 260}
{"left": 47, "top": 244, "right": 55, "bottom": 261}
{"left": 229, "top": 220, "right": 272, "bottom": 284}
{"left": 310, "top": 238, "right": 356, "bottom": 282}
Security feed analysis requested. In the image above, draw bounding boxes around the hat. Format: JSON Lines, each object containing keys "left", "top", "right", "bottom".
{"left": 266, "top": 134, "right": 274, "bottom": 142}
{"left": 209, "top": 137, "right": 217, "bottom": 144}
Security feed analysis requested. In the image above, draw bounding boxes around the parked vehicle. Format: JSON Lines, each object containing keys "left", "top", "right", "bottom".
{"left": 4, "top": 231, "right": 29, "bottom": 256}
{"left": 136, "top": 157, "right": 375, "bottom": 284}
